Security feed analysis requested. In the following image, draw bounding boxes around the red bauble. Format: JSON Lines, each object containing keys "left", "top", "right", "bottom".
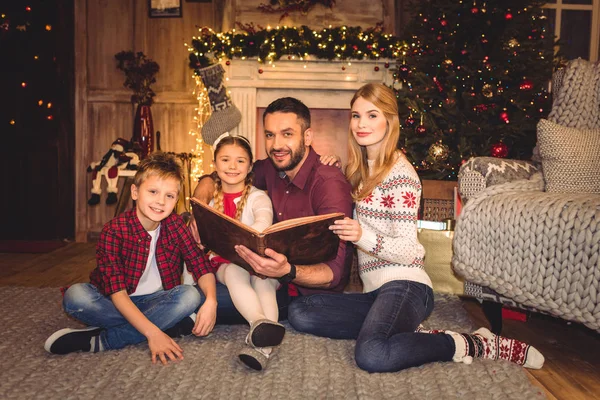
{"left": 440, "top": 19, "right": 447, "bottom": 26}
{"left": 384, "top": 62, "right": 390, "bottom": 68}
{"left": 405, "top": 117, "right": 416, "bottom": 126}
{"left": 505, "top": 12, "right": 513, "bottom": 20}
{"left": 471, "top": 7, "right": 479, "bottom": 13}
{"left": 342, "top": 66, "right": 346, "bottom": 71}
{"left": 225, "top": 60, "right": 231, "bottom": 66}
{"left": 415, "top": 125, "right": 427, "bottom": 135}
{"left": 258, "top": 68, "right": 263, "bottom": 74}
{"left": 490, "top": 142, "right": 509, "bottom": 158}
{"left": 287, "top": 55, "right": 292, "bottom": 60}
{"left": 399, "top": 64, "right": 410, "bottom": 77}
{"left": 374, "top": 66, "right": 380, "bottom": 72}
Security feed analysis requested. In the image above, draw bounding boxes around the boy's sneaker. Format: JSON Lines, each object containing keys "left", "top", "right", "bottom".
{"left": 44, "top": 326, "right": 104, "bottom": 355}
{"left": 238, "top": 346, "right": 272, "bottom": 371}
{"left": 164, "top": 314, "right": 196, "bottom": 338}
{"left": 247, "top": 319, "right": 285, "bottom": 348}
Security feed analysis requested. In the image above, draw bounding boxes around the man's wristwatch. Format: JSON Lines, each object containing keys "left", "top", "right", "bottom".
{"left": 278, "top": 263, "right": 296, "bottom": 284}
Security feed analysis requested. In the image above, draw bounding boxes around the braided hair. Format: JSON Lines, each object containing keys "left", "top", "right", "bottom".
{"left": 212, "top": 136, "right": 254, "bottom": 221}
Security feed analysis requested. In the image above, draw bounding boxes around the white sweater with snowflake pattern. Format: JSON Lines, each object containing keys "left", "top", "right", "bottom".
{"left": 353, "top": 154, "right": 432, "bottom": 293}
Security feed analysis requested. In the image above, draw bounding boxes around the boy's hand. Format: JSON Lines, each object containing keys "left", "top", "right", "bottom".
{"left": 147, "top": 330, "right": 184, "bottom": 365}
{"left": 193, "top": 298, "right": 217, "bottom": 337}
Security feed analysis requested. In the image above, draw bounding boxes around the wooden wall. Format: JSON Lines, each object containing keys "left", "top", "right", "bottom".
{"left": 74, "top": 0, "right": 402, "bottom": 241}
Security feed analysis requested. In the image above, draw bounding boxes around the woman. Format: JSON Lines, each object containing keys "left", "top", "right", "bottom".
{"left": 288, "top": 83, "right": 544, "bottom": 372}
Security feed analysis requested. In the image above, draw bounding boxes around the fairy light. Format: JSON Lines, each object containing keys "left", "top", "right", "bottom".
{"left": 189, "top": 75, "right": 211, "bottom": 184}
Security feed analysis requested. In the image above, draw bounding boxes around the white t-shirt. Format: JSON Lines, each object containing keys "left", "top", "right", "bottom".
{"left": 131, "top": 225, "right": 164, "bottom": 296}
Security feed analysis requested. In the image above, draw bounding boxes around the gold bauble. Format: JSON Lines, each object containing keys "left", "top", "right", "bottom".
{"left": 428, "top": 142, "right": 449, "bottom": 161}
{"left": 482, "top": 84, "right": 494, "bottom": 98}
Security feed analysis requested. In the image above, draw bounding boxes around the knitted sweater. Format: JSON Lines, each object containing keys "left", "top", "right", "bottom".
{"left": 353, "top": 154, "right": 432, "bottom": 293}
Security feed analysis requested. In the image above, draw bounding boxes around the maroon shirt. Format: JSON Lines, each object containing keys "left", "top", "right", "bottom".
{"left": 253, "top": 147, "right": 354, "bottom": 295}
{"left": 90, "top": 208, "right": 214, "bottom": 296}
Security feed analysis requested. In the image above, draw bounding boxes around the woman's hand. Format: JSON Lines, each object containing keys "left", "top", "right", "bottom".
{"left": 330, "top": 217, "right": 362, "bottom": 242}
{"left": 319, "top": 154, "right": 342, "bottom": 169}
{"left": 146, "top": 330, "right": 184, "bottom": 365}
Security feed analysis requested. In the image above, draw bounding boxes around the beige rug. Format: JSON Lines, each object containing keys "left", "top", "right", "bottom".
{"left": 0, "top": 287, "right": 544, "bottom": 399}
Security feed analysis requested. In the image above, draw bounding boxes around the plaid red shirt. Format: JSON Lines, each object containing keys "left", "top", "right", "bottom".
{"left": 90, "top": 208, "right": 214, "bottom": 296}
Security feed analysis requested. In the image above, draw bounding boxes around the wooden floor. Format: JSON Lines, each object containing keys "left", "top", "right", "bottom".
{"left": 1, "top": 242, "right": 599, "bottom": 400}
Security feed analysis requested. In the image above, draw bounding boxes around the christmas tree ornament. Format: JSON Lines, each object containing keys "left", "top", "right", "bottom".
{"left": 225, "top": 60, "right": 231, "bottom": 65}
{"left": 415, "top": 125, "right": 427, "bottom": 135}
{"left": 490, "top": 142, "right": 509, "bottom": 158}
{"left": 428, "top": 142, "right": 450, "bottom": 161}
{"left": 258, "top": 68, "right": 263, "bottom": 74}
{"left": 440, "top": 19, "right": 448, "bottom": 26}
{"left": 500, "top": 111, "right": 509, "bottom": 123}
{"left": 505, "top": 12, "right": 513, "bottom": 20}
{"left": 196, "top": 63, "right": 242, "bottom": 145}
{"left": 341, "top": 66, "right": 346, "bottom": 71}
{"left": 374, "top": 66, "right": 380, "bottom": 72}
{"left": 482, "top": 84, "right": 494, "bottom": 98}
{"left": 508, "top": 38, "right": 519, "bottom": 47}
{"left": 405, "top": 116, "right": 416, "bottom": 126}
{"left": 398, "top": 64, "right": 410, "bottom": 77}
{"left": 385, "top": 62, "right": 390, "bottom": 68}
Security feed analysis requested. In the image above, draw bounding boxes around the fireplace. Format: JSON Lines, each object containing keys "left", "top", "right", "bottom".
{"left": 224, "top": 58, "right": 395, "bottom": 166}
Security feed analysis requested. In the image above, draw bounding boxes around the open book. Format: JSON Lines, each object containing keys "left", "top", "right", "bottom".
{"left": 190, "top": 197, "right": 344, "bottom": 273}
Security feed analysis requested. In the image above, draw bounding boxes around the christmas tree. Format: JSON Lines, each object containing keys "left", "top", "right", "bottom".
{"left": 0, "top": 3, "right": 60, "bottom": 134}
{"left": 395, "top": 0, "right": 557, "bottom": 180}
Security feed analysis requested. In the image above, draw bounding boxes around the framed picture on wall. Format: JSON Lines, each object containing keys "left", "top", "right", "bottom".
{"left": 149, "top": 0, "right": 182, "bottom": 18}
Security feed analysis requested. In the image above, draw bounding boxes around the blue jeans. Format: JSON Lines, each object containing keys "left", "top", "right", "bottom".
{"left": 63, "top": 283, "right": 201, "bottom": 350}
{"left": 288, "top": 280, "right": 455, "bottom": 372}
{"left": 210, "top": 282, "right": 292, "bottom": 325}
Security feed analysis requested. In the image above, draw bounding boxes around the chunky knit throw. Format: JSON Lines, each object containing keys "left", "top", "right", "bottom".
{"left": 453, "top": 173, "right": 600, "bottom": 332}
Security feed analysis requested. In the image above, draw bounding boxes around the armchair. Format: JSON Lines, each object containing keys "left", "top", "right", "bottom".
{"left": 452, "top": 59, "right": 600, "bottom": 334}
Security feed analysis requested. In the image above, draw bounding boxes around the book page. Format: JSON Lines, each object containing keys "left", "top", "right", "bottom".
{"left": 263, "top": 212, "right": 344, "bottom": 234}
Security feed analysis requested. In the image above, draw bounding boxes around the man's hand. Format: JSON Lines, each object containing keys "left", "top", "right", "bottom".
{"left": 235, "top": 245, "right": 290, "bottom": 279}
{"left": 330, "top": 217, "right": 362, "bottom": 242}
{"left": 193, "top": 298, "right": 217, "bottom": 337}
{"left": 146, "top": 330, "right": 184, "bottom": 365}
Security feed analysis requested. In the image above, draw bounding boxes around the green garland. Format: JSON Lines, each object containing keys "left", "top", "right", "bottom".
{"left": 188, "top": 25, "right": 406, "bottom": 74}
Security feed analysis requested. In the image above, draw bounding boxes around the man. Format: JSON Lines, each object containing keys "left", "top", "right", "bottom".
{"left": 192, "top": 97, "right": 353, "bottom": 322}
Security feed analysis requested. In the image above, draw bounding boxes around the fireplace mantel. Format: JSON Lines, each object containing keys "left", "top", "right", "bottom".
{"left": 223, "top": 58, "right": 396, "bottom": 153}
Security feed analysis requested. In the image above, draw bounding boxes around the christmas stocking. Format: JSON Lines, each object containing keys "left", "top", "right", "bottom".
{"left": 197, "top": 63, "right": 242, "bottom": 145}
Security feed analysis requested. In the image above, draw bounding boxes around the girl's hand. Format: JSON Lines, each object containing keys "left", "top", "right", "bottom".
{"left": 193, "top": 298, "right": 217, "bottom": 337}
{"left": 147, "top": 331, "right": 184, "bottom": 365}
{"left": 319, "top": 154, "right": 342, "bottom": 169}
{"left": 330, "top": 217, "right": 362, "bottom": 242}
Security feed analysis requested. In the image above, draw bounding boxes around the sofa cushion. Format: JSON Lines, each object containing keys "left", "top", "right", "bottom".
{"left": 537, "top": 119, "right": 600, "bottom": 194}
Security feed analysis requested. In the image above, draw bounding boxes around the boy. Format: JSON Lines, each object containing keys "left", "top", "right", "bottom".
{"left": 45, "top": 153, "right": 217, "bottom": 365}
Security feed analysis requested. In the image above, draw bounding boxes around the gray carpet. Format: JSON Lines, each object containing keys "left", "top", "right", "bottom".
{"left": 0, "top": 287, "right": 544, "bottom": 400}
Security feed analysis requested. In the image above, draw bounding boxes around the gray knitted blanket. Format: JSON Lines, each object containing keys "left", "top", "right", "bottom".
{"left": 453, "top": 174, "right": 600, "bottom": 332}
{"left": 0, "top": 286, "right": 543, "bottom": 399}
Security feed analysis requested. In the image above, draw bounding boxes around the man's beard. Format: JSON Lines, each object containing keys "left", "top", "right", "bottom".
{"left": 270, "top": 143, "right": 306, "bottom": 172}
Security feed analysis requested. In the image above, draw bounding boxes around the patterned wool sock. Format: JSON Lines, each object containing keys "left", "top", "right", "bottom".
{"left": 448, "top": 327, "right": 544, "bottom": 369}
{"left": 415, "top": 324, "right": 447, "bottom": 334}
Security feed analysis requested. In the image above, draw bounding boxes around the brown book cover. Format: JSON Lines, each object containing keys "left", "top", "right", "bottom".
{"left": 190, "top": 197, "right": 344, "bottom": 273}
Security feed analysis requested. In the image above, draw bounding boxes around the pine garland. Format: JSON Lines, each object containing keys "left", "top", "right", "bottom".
{"left": 187, "top": 25, "right": 406, "bottom": 74}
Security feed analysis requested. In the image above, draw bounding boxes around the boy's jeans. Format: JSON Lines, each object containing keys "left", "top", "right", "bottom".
{"left": 63, "top": 283, "right": 201, "bottom": 350}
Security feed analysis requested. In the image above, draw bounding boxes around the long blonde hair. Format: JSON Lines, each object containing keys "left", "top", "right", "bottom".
{"left": 345, "top": 83, "right": 401, "bottom": 201}
{"left": 211, "top": 136, "right": 254, "bottom": 221}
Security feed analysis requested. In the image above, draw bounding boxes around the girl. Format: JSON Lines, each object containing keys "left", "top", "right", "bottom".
{"left": 206, "top": 135, "right": 285, "bottom": 371}
{"left": 289, "top": 83, "right": 544, "bottom": 372}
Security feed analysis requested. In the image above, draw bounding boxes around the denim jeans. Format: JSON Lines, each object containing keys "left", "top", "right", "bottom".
{"left": 209, "top": 282, "right": 292, "bottom": 325}
{"left": 288, "top": 280, "right": 456, "bottom": 372}
{"left": 63, "top": 283, "right": 201, "bottom": 350}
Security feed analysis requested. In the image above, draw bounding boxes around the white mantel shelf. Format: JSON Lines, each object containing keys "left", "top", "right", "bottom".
{"left": 223, "top": 58, "right": 396, "bottom": 152}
